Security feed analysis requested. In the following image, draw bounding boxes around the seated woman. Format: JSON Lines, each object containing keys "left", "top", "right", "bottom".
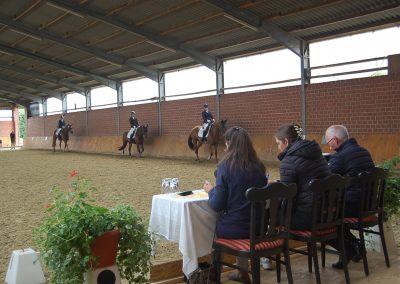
{"left": 274, "top": 124, "right": 331, "bottom": 230}
{"left": 204, "top": 126, "right": 268, "bottom": 283}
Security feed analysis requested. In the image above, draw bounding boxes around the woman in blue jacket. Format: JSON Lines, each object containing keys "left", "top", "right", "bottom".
{"left": 204, "top": 126, "right": 267, "bottom": 283}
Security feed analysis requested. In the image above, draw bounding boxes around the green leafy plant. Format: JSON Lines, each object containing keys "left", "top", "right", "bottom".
{"left": 379, "top": 156, "right": 400, "bottom": 219}
{"left": 33, "top": 170, "right": 153, "bottom": 284}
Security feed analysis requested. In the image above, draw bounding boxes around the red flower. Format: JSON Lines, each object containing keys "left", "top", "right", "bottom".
{"left": 69, "top": 170, "right": 78, "bottom": 177}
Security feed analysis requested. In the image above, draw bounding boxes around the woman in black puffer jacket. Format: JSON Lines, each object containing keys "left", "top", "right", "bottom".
{"left": 275, "top": 124, "right": 331, "bottom": 230}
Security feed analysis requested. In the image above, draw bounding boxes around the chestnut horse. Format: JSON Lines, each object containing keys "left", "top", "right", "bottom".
{"left": 52, "top": 124, "right": 73, "bottom": 152}
{"left": 118, "top": 124, "right": 148, "bottom": 157}
{"left": 188, "top": 120, "right": 227, "bottom": 162}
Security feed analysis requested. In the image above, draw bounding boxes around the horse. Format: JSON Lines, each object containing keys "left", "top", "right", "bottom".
{"left": 52, "top": 124, "right": 73, "bottom": 152}
{"left": 187, "top": 119, "right": 227, "bottom": 162}
{"left": 118, "top": 124, "right": 148, "bottom": 157}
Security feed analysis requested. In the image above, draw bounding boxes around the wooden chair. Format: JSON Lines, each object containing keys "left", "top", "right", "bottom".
{"left": 289, "top": 174, "right": 351, "bottom": 284}
{"left": 211, "top": 182, "right": 297, "bottom": 284}
{"left": 343, "top": 167, "right": 390, "bottom": 276}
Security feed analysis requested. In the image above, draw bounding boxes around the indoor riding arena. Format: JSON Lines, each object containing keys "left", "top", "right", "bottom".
{"left": 1, "top": 1, "right": 400, "bottom": 284}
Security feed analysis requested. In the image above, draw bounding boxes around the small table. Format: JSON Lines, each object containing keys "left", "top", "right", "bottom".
{"left": 149, "top": 190, "right": 218, "bottom": 277}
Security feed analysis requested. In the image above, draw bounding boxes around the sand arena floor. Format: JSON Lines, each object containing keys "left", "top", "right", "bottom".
{"left": 0, "top": 149, "right": 281, "bottom": 280}
{"left": 1, "top": 149, "right": 398, "bottom": 282}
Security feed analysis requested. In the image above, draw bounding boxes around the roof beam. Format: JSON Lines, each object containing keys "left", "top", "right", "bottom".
{"left": 201, "top": 0, "right": 307, "bottom": 57}
{"left": 0, "top": 64, "right": 86, "bottom": 95}
{"left": 0, "top": 74, "right": 62, "bottom": 100}
{"left": 0, "top": 84, "right": 42, "bottom": 103}
{"left": 46, "top": 0, "right": 217, "bottom": 71}
{"left": 0, "top": 15, "right": 160, "bottom": 81}
{"left": 0, "top": 42, "right": 117, "bottom": 90}
{"left": 0, "top": 94, "right": 30, "bottom": 107}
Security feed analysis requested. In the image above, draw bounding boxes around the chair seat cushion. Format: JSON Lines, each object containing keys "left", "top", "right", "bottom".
{"left": 344, "top": 215, "right": 377, "bottom": 224}
{"left": 289, "top": 227, "right": 337, "bottom": 238}
{"left": 214, "top": 238, "right": 284, "bottom": 251}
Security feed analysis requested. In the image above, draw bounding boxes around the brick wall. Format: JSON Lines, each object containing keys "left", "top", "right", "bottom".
{"left": 307, "top": 75, "right": 400, "bottom": 134}
{"left": 26, "top": 74, "right": 400, "bottom": 137}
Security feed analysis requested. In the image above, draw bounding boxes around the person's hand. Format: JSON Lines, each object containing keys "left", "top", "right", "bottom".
{"left": 203, "top": 180, "right": 213, "bottom": 193}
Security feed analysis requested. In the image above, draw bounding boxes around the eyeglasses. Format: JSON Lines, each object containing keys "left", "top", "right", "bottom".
{"left": 325, "top": 137, "right": 336, "bottom": 145}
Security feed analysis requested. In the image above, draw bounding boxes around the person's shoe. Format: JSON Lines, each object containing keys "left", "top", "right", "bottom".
{"left": 332, "top": 248, "right": 357, "bottom": 269}
{"left": 228, "top": 270, "right": 251, "bottom": 284}
{"left": 261, "top": 257, "right": 274, "bottom": 270}
{"left": 351, "top": 242, "right": 362, "bottom": 262}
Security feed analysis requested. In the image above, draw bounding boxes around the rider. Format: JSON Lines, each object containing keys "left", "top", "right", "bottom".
{"left": 127, "top": 111, "right": 139, "bottom": 140}
{"left": 56, "top": 114, "right": 65, "bottom": 137}
{"left": 201, "top": 103, "right": 214, "bottom": 142}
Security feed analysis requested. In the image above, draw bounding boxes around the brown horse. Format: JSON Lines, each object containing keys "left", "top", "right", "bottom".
{"left": 52, "top": 124, "right": 73, "bottom": 152}
{"left": 118, "top": 124, "right": 148, "bottom": 157}
{"left": 188, "top": 120, "right": 227, "bottom": 161}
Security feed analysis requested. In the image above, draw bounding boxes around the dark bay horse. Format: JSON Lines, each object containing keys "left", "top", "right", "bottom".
{"left": 118, "top": 124, "right": 148, "bottom": 157}
{"left": 188, "top": 120, "right": 227, "bottom": 162}
{"left": 52, "top": 124, "right": 73, "bottom": 152}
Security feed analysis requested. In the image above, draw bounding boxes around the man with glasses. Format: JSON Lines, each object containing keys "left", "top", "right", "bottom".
{"left": 324, "top": 125, "right": 375, "bottom": 269}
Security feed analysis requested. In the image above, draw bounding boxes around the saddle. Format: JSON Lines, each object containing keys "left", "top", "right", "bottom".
{"left": 198, "top": 123, "right": 213, "bottom": 139}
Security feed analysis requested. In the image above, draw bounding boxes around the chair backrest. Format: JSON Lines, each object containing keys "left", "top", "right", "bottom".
{"left": 358, "top": 167, "right": 388, "bottom": 218}
{"left": 309, "top": 174, "right": 351, "bottom": 231}
{"left": 245, "top": 182, "right": 297, "bottom": 250}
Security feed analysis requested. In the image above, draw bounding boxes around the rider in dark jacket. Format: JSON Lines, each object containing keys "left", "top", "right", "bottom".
{"left": 127, "top": 111, "right": 139, "bottom": 139}
{"left": 201, "top": 104, "right": 214, "bottom": 142}
{"left": 275, "top": 124, "right": 331, "bottom": 230}
{"left": 56, "top": 115, "right": 65, "bottom": 137}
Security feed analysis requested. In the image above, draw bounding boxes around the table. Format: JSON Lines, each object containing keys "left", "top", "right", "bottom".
{"left": 149, "top": 190, "right": 218, "bottom": 277}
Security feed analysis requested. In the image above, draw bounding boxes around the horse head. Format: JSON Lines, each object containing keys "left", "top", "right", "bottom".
{"left": 220, "top": 119, "right": 228, "bottom": 135}
{"left": 142, "top": 124, "right": 148, "bottom": 138}
{"left": 66, "top": 124, "right": 73, "bottom": 134}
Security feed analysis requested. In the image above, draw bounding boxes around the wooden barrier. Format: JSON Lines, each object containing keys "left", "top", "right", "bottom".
{"left": 24, "top": 133, "right": 400, "bottom": 163}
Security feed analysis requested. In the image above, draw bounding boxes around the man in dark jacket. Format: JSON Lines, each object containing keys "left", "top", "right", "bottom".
{"left": 324, "top": 125, "right": 375, "bottom": 268}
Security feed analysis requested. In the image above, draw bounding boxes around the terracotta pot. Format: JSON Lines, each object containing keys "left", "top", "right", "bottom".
{"left": 90, "top": 229, "right": 120, "bottom": 268}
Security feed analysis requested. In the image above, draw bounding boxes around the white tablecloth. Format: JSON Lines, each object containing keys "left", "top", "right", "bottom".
{"left": 149, "top": 190, "right": 218, "bottom": 277}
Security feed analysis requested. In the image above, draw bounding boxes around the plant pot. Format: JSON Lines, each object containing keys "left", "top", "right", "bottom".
{"left": 90, "top": 229, "right": 120, "bottom": 269}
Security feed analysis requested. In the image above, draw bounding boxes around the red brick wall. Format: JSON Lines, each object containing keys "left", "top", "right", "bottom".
{"left": 26, "top": 74, "right": 400, "bottom": 138}
{"left": 307, "top": 75, "right": 400, "bottom": 134}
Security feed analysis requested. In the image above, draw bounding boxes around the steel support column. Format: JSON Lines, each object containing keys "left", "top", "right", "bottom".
{"left": 61, "top": 93, "right": 67, "bottom": 113}
{"left": 158, "top": 72, "right": 165, "bottom": 136}
{"left": 116, "top": 82, "right": 123, "bottom": 136}
{"left": 300, "top": 43, "right": 310, "bottom": 136}
{"left": 215, "top": 57, "right": 224, "bottom": 120}
{"left": 85, "top": 88, "right": 91, "bottom": 136}
{"left": 42, "top": 97, "right": 47, "bottom": 116}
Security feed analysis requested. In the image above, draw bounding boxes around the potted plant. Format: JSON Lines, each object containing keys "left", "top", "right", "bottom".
{"left": 33, "top": 170, "right": 153, "bottom": 284}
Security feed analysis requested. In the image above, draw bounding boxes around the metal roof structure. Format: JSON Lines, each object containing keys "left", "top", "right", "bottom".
{"left": 0, "top": 0, "right": 399, "bottom": 108}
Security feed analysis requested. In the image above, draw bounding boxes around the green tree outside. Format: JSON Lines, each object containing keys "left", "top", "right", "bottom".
{"left": 19, "top": 107, "right": 26, "bottom": 139}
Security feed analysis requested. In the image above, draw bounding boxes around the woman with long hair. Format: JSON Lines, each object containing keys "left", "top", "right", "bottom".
{"left": 204, "top": 126, "right": 268, "bottom": 283}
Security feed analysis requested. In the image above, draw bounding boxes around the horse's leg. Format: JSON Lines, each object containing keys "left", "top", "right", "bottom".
{"left": 215, "top": 144, "right": 218, "bottom": 162}
{"left": 59, "top": 139, "right": 62, "bottom": 151}
{"left": 137, "top": 143, "right": 141, "bottom": 158}
{"left": 207, "top": 144, "right": 213, "bottom": 161}
{"left": 128, "top": 142, "right": 132, "bottom": 157}
{"left": 194, "top": 140, "right": 201, "bottom": 161}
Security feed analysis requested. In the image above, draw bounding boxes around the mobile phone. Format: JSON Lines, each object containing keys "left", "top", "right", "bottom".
{"left": 178, "top": 190, "right": 193, "bottom": 196}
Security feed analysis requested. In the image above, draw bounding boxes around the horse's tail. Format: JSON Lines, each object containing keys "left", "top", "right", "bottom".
{"left": 52, "top": 132, "right": 57, "bottom": 149}
{"left": 118, "top": 139, "right": 128, "bottom": 151}
{"left": 188, "top": 135, "right": 195, "bottom": 150}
